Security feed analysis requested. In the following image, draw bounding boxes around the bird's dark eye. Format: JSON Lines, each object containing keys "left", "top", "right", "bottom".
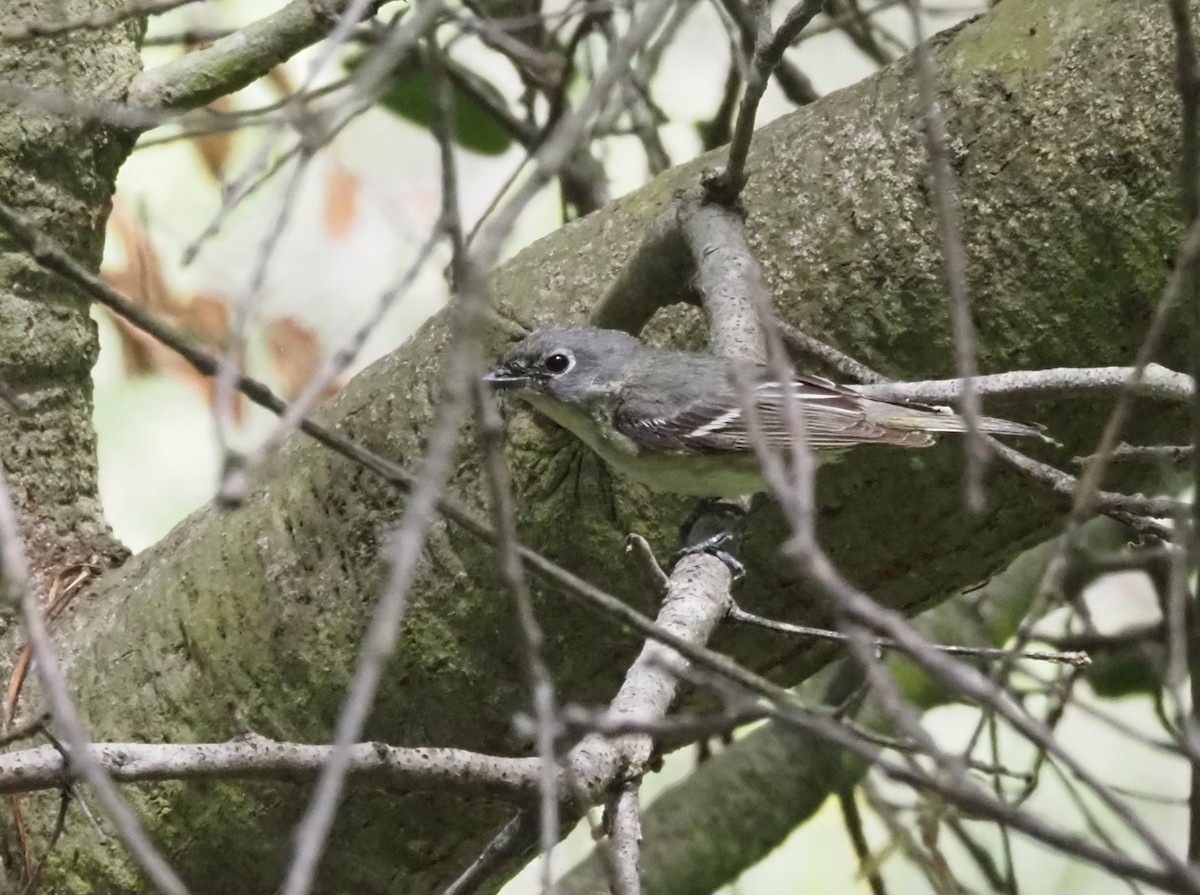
{"left": 543, "top": 352, "right": 571, "bottom": 374}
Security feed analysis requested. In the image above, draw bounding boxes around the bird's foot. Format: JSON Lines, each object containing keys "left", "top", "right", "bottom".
{"left": 674, "top": 497, "right": 751, "bottom": 582}
{"left": 671, "top": 531, "right": 746, "bottom": 581}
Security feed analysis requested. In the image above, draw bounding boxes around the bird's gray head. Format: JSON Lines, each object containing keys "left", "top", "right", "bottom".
{"left": 484, "top": 325, "right": 642, "bottom": 404}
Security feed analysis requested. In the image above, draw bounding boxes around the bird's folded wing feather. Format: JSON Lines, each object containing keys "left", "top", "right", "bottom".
{"left": 612, "top": 376, "right": 934, "bottom": 454}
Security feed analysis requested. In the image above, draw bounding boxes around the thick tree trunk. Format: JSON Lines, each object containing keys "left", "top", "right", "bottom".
{"left": 0, "top": 1, "right": 138, "bottom": 610}
{"left": 0, "top": 0, "right": 1190, "bottom": 892}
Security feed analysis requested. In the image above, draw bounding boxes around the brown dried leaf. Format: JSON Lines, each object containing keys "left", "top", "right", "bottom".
{"left": 266, "top": 63, "right": 296, "bottom": 97}
{"left": 104, "top": 201, "right": 171, "bottom": 312}
{"left": 102, "top": 202, "right": 175, "bottom": 375}
{"left": 266, "top": 315, "right": 341, "bottom": 402}
{"left": 193, "top": 95, "right": 235, "bottom": 180}
{"left": 323, "top": 165, "right": 358, "bottom": 238}
{"left": 178, "top": 293, "right": 231, "bottom": 351}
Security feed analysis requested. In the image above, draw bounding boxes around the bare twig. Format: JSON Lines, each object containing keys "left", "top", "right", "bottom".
{"left": 727, "top": 604, "right": 1091, "bottom": 666}
{"left": 218, "top": 224, "right": 446, "bottom": 504}
{"left": 566, "top": 550, "right": 734, "bottom": 792}
{"left": 1076, "top": 443, "right": 1194, "bottom": 464}
{"left": 1071, "top": 217, "right": 1200, "bottom": 522}
{"left": 277, "top": 331, "right": 488, "bottom": 895}
{"left": 789, "top": 546, "right": 1200, "bottom": 893}
{"left": 0, "top": 736, "right": 545, "bottom": 798}
{"left": 707, "top": 0, "right": 825, "bottom": 202}
{"left": 753, "top": 689, "right": 1195, "bottom": 892}
{"left": 778, "top": 320, "right": 889, "bottom": 384}
{"left": 18, "top": 788, "right": 69, "bottom": 895}
{"left": 905, "top": 0, "right": 984, "bottom": 512}
{"left": 990, "top": 441, "right": 1178, "bottom": 537}
{"left": 624, "top": 533, "right": 670, "bottom": 599}
{"left": 178, "top": 3, "right": 438, "bottom": 264}
{"left": 212, "top": 155, "right": 311, "bottom": 471}
{"left": 710, "top": 0, "right": 818, "bottom": 107}
{"left": 853, "top": 365, "right": 1194, "bottom": 404}
{"left": 440, "top": 813, "right": 537, "bottom": 895}
{"left": 557, "top": 701, "right": 765, "bottom": 745}
{"left": 837, "top": 786, "right": 888, "bottom": 895}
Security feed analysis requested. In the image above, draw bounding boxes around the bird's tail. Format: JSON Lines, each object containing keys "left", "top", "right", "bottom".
{"left": 882, "top": 406, "right": 1053, "bottom": 442}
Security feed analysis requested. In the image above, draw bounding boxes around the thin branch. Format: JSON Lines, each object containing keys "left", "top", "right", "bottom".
{"left": 990, "top": 441, "right": 1178, "bottom": 537}
{"left": 790, "top": 546, "right": 1200, "bottom": 893}
{"left": 212, "top": 154, "right": 311, "bottom": 474}
{"left": 127, "top": 0, "right": 386, "bottom": 111}
{"left": 469, "top": 0, "right": 675, "bottom": 268}
{"left": 179, "top": 4, "right": 438, "bottom": 264}
{"left": 753, "top": 690, "right": 1196, "bottom": 893}
{"left": 18, "top": 788, "right": 69, "bottom": 895}
{"left": 727, "top": 605, "right": 1091, "bottom": 666}
{"left": 1076, "top": 443, "right": 1195, "bottom": 464}
{"left": 557, "top": 702, "right": 765, "bottom": 745}
{"left": 606, "top": 782, "right": 642, "bottom": 895}
{"left": 853, "top": 365, "right": 1194, "bottom": 404}
{"left": 905, "top": 0, "right": 984, "bottom": 512}
{"left": 140, "top": 26, "right": 235, "bottom": 47}
{"left": 711, "top": 0, "right": 819, "bottom": 107}
{"left": 565, "top": 551, "right": 734, "bottom": 799}
{"left": 1070, "top": 216, "right": 1200, "bottom": 521}
{"left": 777, "top": 320, "right": 889, "bottom": 384}
{"left": 0, "top": 736, "right": 543, "bottom": 798}
{"left": 218, "top": 225, "right": 446, "bottom": 504}
{"left": 440, "top": 813, "right": 537, "bottom": 895}
{"left": 838, "top": 786, "right": 888, "bottom": 895}
{"left": 443, "top": 29, "right": 563, "bottom": 888}
{"left": 708, "top": 0, "right": 825, "bottom": 202}
{"left": 277, "top": 217, "right": 483, "bottom": 895}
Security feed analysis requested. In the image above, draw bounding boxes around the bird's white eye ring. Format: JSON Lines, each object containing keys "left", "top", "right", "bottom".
{"left": 543, "top": 351, "right": 573, "bottom": 374}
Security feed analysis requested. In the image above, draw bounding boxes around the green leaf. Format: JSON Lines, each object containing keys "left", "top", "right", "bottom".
{"left": 347, "top": 51, "right": 514, "bottom": 156}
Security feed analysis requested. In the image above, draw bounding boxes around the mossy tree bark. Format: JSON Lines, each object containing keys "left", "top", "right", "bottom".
{"left": 0, "top": 1, "right": 139, "bottom": 613}
{"left": 0, "top": 0, "right": 1191, "bottom": 892}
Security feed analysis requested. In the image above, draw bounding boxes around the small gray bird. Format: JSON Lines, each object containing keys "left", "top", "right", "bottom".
{"left": 484, "top": 325, "right": 1044, "bottom": 498}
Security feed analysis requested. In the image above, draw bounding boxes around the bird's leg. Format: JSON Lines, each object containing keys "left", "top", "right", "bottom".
{"left": 673, "top": 496, "right": 752, "bottom": 581}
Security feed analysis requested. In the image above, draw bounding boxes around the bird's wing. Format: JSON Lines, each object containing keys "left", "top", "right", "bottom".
{"left": 612, "top": 374, "right": 934, "bottom": 455}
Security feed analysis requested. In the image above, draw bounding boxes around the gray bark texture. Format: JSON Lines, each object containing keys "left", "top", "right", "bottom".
{"left": 0, "top": 0, "right": 137, "bottom": 612}
{"left": 0, "top": 0, "right": 1192, "bottom": 892}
